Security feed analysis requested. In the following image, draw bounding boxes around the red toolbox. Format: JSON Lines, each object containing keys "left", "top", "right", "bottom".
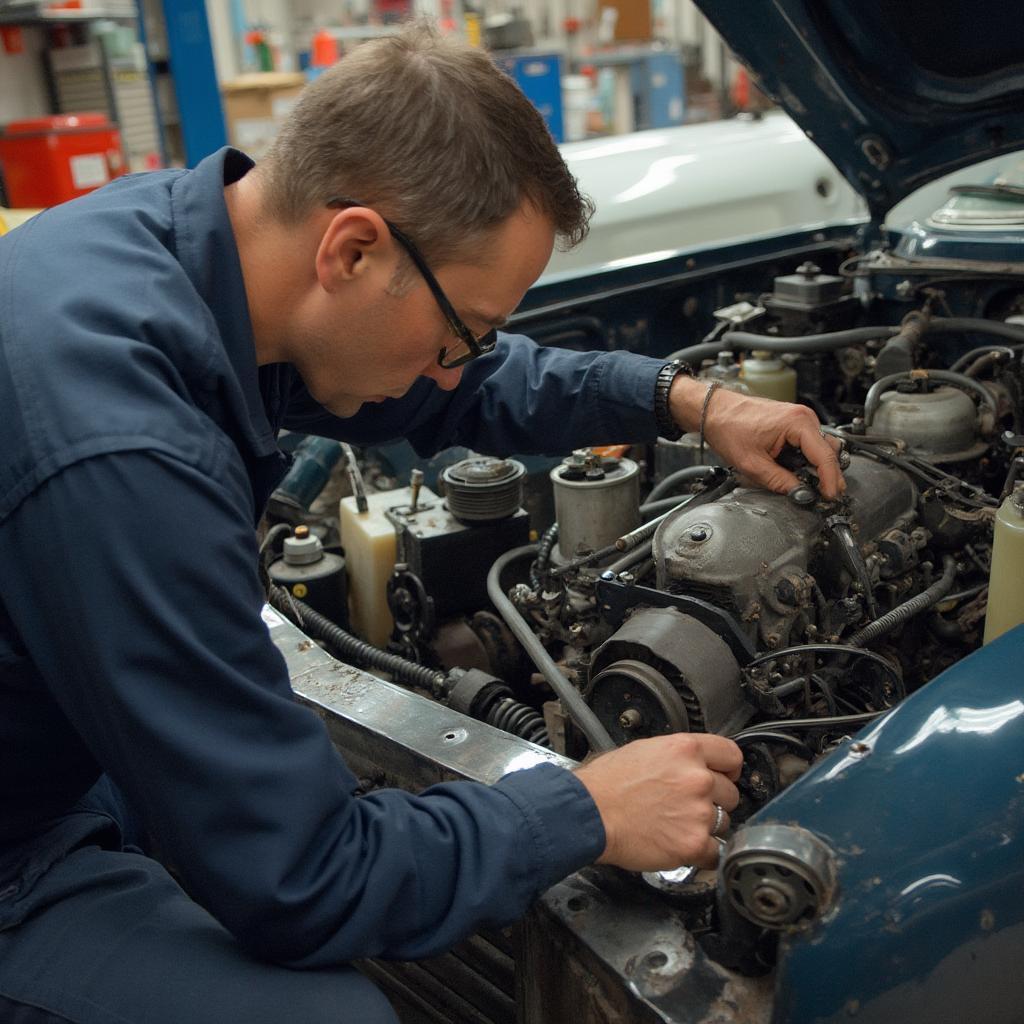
{"left": 0, "top": 113, "right": 125, "bottom": 208}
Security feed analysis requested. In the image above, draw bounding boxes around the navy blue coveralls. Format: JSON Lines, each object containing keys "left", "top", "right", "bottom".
{"left": 0, "top": 149, "right": 668, "bottom": 1023}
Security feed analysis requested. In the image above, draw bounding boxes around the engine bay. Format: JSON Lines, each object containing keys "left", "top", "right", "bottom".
{"left": 262, "top": 185, "right": 1024, "bottom": 974}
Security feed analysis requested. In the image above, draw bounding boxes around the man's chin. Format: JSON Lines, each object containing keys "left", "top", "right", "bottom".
{"left": 323, "top": 396, "right": 365, "bottom": 418}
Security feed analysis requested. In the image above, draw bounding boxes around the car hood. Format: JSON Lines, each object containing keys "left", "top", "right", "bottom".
{"left": 694, "top": 0, "right": 1024, "bottom": 222}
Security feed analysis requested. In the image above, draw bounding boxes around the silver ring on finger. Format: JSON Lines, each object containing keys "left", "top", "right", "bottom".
{"left": 711, "top": 803, "right": 726, "bottom": 838}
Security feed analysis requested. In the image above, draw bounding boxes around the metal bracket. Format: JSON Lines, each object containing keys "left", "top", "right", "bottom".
{"left": 595, "top": 577, "right": 756, "bottom": 664}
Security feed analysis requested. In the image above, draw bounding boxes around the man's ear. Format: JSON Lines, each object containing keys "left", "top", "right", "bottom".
{"left": 315, "top": 208, "right": 390, "bottom": 291}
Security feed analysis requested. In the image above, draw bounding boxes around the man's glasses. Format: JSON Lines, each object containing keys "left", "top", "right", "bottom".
{"left": 327, "top": 196, "right": 498, "bottom": 369}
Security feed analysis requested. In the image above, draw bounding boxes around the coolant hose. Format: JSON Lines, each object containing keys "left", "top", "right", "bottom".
{"left": 927, "top": 317, "right": 1024, "bottom": 345}
{"left": 487, "top": 545, "right": 616, "bottom": 753}
{"left": 268, "top": 582, "right": 443, "bottom": 691}
{"left": 668, "top": 317, "right": 1024, "bottom": 369}
{"left": 848, "top": 555, "right": 958, "bottom": 648}
{"left": 646, "top": 464, "right": 717, "bottom": 502}
{"left": 668, "top": 326, "right": 900, "bottom": 364}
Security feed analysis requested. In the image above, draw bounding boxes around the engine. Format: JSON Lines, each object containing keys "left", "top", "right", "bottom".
{"left": 263, "top": 200, "right": 1024, "bottom": 955}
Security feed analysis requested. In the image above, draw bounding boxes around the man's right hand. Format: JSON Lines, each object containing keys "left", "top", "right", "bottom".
{"left": 574, "top": 733, "right": 743, "bottom": 872}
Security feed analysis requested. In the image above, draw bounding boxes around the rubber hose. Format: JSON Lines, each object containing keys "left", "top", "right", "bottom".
{"left": 948, "top": 345, "right": 1020, "bottom": 375}
{"left": 640, "top": 495, "right": 700, "bottom": 518}
{"left": 668, "top": 326, "right": 900, "bottom": 364}
{"left": 268, "top": 582, "right": 442, "bottom": 691}
{"left": 669, "top": 318, "right": 1024, "bottom": 368}
{"left": 479, "top": 692, "right": 550, "bottom": 746}
{"left": 847, "top": 556, "right": 958, "bottom": 648}
{"left": 927, "top": 317, "right": 1024, "bottom": 345}
{"left": 487, "top": 545, "right": 616, "bottom": 752}
{"left": 928, "top": 611, "right": 966, "bottom": 642}
{"left": 530, "top": 523, "right": 559, "bottom": 589}
{"left": 646, "top": 464, "right": 717, "bottom": 502}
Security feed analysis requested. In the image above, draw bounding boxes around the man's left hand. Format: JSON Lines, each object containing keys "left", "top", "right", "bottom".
{"left": 668, "top": 376, "right": 846, "bottom": 500}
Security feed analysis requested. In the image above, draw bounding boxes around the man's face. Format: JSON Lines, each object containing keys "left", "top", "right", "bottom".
{"left": 299, "top": 200, "right": 556, "bottom": 417}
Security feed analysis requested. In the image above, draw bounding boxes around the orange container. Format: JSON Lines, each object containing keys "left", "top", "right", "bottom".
{"left": 0, "top": 114, "right": 125, "bottom": 208}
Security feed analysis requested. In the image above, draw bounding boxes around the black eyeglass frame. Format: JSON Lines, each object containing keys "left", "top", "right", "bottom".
{"left": 326, "top": 196, "right": 498, "bottom": 369}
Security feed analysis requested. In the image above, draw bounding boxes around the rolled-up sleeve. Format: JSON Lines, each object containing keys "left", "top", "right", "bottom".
{"left": 0, "top": 442, "right": 605, "bottom": 966}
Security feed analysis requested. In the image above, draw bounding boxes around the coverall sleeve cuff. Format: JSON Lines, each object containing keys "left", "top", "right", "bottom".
{"left": 493, "top": 762, "right": 606, "bottom": 891}
{"left": 590, "top": 352, "right": 667, "bottom": 441}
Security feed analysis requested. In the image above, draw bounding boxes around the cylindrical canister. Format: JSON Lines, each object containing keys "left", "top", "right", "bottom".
{"left": 983, "top": 486, "right": 1024, "bottom": 645}
{"left": 551, "top": 453, "right": 640, "bottom": 562}
{"left": 269, "top": 526, "right": 348, "bottom": 627}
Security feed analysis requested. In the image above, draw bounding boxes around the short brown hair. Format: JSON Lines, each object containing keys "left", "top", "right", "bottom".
{"left": 257, "top": 22, "right": 593, "bottom": 265}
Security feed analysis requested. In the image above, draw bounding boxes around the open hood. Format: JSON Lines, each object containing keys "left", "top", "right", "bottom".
{"left": 693, "top": 0, "right": 1024, "bottom": 222}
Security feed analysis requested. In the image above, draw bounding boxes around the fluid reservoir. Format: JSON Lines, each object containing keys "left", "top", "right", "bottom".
{"left": 703, "top": 351, "right": 751, "bottom": 394}
{"left": 871, "top": 385, "right": 979, "bottom": 460}
{"left": 740, "top": 351, "right": 797, "bottom": 402}
{"left": 269, "top": 525, "right": 348, "bottom": 627}
{"left": 551, "top": 450, "right": 640, "bottom": 562}
{"left": 983, "top": 486, "right": 1024, "bottom": 645}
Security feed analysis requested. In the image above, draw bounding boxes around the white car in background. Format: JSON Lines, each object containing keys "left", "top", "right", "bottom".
{"left": 544, "top": 111, "right": 866, "bottom": 280}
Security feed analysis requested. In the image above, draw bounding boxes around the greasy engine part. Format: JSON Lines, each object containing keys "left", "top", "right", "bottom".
{"left": 652, "top": 456, "right": 917, "bottom": 648}
{"left": 586, "top": 607, "right": 752, "bottom": 743}
{"left": 720, "top": 824, "right": 838, "bottom": 930}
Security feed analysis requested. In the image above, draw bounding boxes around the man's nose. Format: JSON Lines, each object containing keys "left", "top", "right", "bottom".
{"left": 422, "top": 360, "right": 463, "bottom": 391}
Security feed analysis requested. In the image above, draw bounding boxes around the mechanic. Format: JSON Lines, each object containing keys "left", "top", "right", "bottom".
{"left": 0, "top": 24, "right": 844, "bottom": 1024}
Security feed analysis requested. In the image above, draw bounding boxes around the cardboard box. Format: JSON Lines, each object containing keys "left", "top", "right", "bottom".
{"left": 221, "top": 72, "right": 307, "bottom": 159}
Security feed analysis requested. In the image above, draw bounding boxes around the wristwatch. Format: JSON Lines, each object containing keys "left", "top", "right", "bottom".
{"left": 653, "top": 360, "right": 695, "bottom": 440}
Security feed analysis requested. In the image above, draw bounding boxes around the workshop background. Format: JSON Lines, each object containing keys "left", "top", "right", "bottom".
{"left": 0, "top": 0, "right": 766, "bottom": 223}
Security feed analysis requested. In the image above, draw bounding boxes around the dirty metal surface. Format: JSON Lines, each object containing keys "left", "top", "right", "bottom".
{"left": 266, "top": 606, "right": 773, "bottom": 1024}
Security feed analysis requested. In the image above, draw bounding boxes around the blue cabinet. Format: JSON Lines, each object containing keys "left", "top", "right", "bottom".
{"left": 631, "top": 51, "right": 685, "bottom": 129}
{"left": 496, "top": 53, "right": 565, "bottom": 143}
{"left": 585, "top": 48, "right": 686, "bottom": 132}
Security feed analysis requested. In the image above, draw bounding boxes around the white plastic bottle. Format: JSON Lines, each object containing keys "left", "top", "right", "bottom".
{"left": 984, "top": 485, "right": 1024, "bottom": 645}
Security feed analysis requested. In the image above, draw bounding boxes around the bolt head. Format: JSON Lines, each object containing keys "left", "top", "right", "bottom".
{"left": 619, "top": 708, "right": 643, "bottom": 730}
{"left": 753, "top": 884, "right": 791, "bottom": 916}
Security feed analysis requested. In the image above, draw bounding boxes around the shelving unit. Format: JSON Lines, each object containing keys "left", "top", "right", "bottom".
{"left": 0, "top": 2, "right": 138, "bottom": 26}
{"left": 44, "top": 39, "right": 163, "bottom": 170}
{"left": 1, "top": 0, "right": 225, "bottom": 169}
